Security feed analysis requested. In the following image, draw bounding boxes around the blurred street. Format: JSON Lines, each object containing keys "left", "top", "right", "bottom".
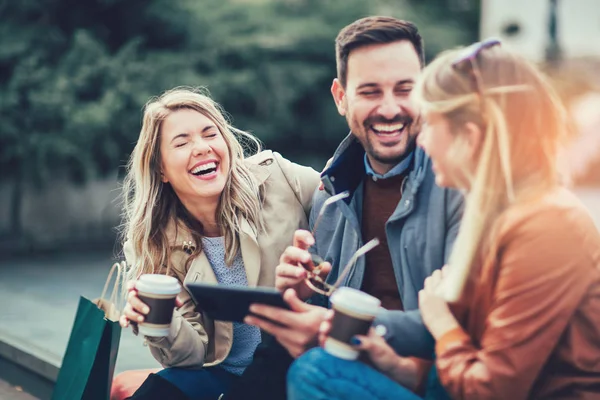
{"left": 0, "top": 250, "right": 160, "bottom": 371}
{"left": 0, "top": 251, "right": 159, "bottom": 400}
{"left": 0, "top": 380, "right": 36, "bottom": 400}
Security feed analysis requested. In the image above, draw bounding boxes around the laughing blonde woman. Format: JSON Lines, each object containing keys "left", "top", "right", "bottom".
{"left": 111, "top": 87, "right": 319, "bottom": 400}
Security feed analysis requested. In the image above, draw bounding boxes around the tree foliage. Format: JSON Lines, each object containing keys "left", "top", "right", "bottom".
{"left": 0, "top": 0, "right": 479, "bottom": 186}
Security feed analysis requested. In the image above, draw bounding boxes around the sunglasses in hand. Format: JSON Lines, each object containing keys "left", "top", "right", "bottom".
{"left": 302, "top": 191, "right": 380, "bottom": 296}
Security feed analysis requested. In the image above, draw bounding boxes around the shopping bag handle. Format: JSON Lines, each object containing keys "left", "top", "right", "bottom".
{"left": 99, "top": 261, "right": 127, "bottom": 308}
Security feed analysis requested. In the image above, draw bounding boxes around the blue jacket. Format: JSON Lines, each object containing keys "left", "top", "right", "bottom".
{"left": 311, "top": 134, "right": 463, "bottom": 359}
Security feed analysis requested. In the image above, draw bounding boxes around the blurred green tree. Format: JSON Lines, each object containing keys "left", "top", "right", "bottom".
{"left": 0, "top": 0, "right": 479, "bottom": 241}
{"left": 179, "top": 0, "right": 480, "bottom": 164}
{"left": 0, "top": 0, "right": 193, "bottom": 238}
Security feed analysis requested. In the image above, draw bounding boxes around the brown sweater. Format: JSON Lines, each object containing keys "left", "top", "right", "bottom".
{"left": 436, "top": 187, "right": 600, "bottom": 399}
{"left": 360, "top": 173, "right": 408, "bottom": 310}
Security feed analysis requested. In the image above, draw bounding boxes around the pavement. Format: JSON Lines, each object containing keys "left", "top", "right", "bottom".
{"left": 0, "top": 380, "right": 37, "bottom": 400}
{"left": 0, "top": 251, "right": 160, "bottom": 400}
{"left": 0, "top": 187, "right": 598, "bottom": 400}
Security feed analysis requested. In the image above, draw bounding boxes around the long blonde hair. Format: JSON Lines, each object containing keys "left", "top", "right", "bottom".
{"left": 121, "top": 87, "right": 264, "bottom": 279}
{"left": 413, "top": 45, "right": 569, "bottom": 301}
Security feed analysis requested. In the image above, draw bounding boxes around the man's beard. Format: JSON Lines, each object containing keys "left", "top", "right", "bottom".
{"left": 366, "top": 133, "right": 418, "bottom": 165}
{"left": 349, "top": 113, "right": 419, "bottom": 166}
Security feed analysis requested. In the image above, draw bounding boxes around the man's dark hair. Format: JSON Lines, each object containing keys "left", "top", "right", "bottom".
{"left": 335, "top": 16, "right": 424, "bottom": 87}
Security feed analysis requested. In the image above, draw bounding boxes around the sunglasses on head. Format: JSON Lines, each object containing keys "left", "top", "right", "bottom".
{"left": 304, "top": 191, "right": 380, "bottom": 296}
{"left": 452, "top": 38, "right": 501, "bottom": 116}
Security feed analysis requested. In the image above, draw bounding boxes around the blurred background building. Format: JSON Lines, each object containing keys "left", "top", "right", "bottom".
{"left": 482, "top": 0, "right": 600, "bottom": 61}
{"left": 481, "top": 0, "right": 600, "bottom": 185}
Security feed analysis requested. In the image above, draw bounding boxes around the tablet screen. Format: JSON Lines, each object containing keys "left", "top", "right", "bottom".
{"left": 185, "top": 283, "right": 289, "bottom": 322}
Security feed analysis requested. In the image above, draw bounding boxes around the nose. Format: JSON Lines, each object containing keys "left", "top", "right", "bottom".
{"left": 377, "top": 92, "right": 403, "bottom": 120}
{"left": 191, "top": 138, "right": 211, "bottom": 156}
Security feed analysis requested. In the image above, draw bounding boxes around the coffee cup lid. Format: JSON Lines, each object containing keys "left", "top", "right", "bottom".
{"left": 136, "top": 274, "right": 181, "bottom": 295}
{"left": 330, "top": 287, "right": 381, "bottom": 316}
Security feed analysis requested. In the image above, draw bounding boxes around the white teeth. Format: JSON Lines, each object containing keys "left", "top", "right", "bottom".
{"left": 191, "top": 162, "right": 217, "bottom": 174}
{"left": 372, "top": 123, "right": 405, "bottom": 133}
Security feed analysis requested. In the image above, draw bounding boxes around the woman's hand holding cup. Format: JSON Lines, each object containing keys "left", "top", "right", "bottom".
{"left": 320, "top": 310, "right": 419, "bottom": 389}
{"left": 346, "top": 328, "right": 419, "bottom": 390}
{"left": 120, "top": 274, "right": 182, "bottom": 337}
{"left": 350, "top": 328, "right": 400, "bottom": 376}
{"left": 120, "top": 281, "right": 144, "bottom": 328}
{"left": 321, "top": 287, "right": 381, "bottom": 360}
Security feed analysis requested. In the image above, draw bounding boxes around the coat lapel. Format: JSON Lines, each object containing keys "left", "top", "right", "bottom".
{"left": 165, "top": 220, "right": 219, "bottom": 284}
{"left": 240, "top": 218, "right": 261, "bottom": 287}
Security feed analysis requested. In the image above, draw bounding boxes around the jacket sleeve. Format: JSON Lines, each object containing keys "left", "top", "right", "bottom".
{"left": 374, "top": 309, "right": 435, "bottom": 359}
{"left": 435, "top": 209, "right": 595, "bottom": 400}
{"left": 123, "top": 241, "right": 209, "bottom": 368}
{"left": 308, "top": 189, "right": 330, "bottom": 252}
{"left": 272, "top": 152, "right": 320, "bottom": 218}
{"left": 144, "top": 284, "right": 209, "bottom": 368}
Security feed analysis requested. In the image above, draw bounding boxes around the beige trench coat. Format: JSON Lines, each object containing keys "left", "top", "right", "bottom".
{"left": 124, "top": 150, "right": 320, "bottom": 368}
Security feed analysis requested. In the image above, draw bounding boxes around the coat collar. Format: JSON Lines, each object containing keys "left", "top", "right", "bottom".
{"left": 321, "top": 133, "right": 430, "bottom": 198}
{"left": 246, "top": 159, "right": 271, "bottom": 187}
{"left": 165, "top": 219, "right": 194, "bottom": 248}
{"left": 239, "top": 218, "right": 261, "bottom": 287}
{"left": 167, "top": 218, "right": 261, "bottom": 287}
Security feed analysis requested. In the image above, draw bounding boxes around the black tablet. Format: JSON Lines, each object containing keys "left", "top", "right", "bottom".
{"left": 185, "top": 282, "right": 290, "bottom": 322}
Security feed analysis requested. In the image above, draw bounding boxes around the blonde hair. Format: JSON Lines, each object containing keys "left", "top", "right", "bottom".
{"left": 413, "top": 45, "right": 569, "bottom": 301}
{"left": 121, "top": 87, "right": 264, "bottom": 280}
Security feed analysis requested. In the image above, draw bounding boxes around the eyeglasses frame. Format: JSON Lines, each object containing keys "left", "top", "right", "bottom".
{"left": 303, "top": 191, "right": 380, "bottom": 297}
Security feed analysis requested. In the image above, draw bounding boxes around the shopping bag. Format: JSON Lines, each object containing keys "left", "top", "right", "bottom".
{"left": 51, "top": 262, "right": 126, "bottom": 400}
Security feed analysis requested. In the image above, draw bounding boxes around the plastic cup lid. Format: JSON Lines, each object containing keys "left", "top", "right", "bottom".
{"left": 330, "top": 287, "right": 381, "bottom": 316}
{"left": 135, "top": 274, "right": 181, "bottom": 295}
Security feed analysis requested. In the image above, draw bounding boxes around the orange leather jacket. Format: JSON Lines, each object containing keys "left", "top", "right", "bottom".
{"left": 436, "top": 187, "right": 600, "bottom": 399}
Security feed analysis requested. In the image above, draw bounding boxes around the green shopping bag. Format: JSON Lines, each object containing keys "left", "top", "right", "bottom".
{"left": 51, "top": 262, "right": 126, "bottom": 400}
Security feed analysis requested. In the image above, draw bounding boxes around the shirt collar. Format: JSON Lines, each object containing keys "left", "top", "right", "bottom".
{"left": 364, "top": 152, "right": 414, "bottom": 180}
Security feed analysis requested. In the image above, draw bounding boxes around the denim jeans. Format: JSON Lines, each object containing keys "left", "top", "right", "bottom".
{"left": 157, "top": 366, "right": 239, "bottom": 400}
{"left": 287, "top": 348, "right": 422, "bottom": 400}
{"left": 288, "top": 348, "right": 451, "bottom": 400}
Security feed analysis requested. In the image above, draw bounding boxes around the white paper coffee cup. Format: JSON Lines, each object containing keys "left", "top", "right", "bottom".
{"left": 324, "top": 287, "right": 381, "bottom": 360}
{"left": 135, "top": 274, "right": 181, "bottom": 337}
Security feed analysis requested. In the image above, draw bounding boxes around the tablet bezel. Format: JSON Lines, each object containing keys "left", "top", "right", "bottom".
{"left": 185, "top": 282, "right": 290, "bottom": 322}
